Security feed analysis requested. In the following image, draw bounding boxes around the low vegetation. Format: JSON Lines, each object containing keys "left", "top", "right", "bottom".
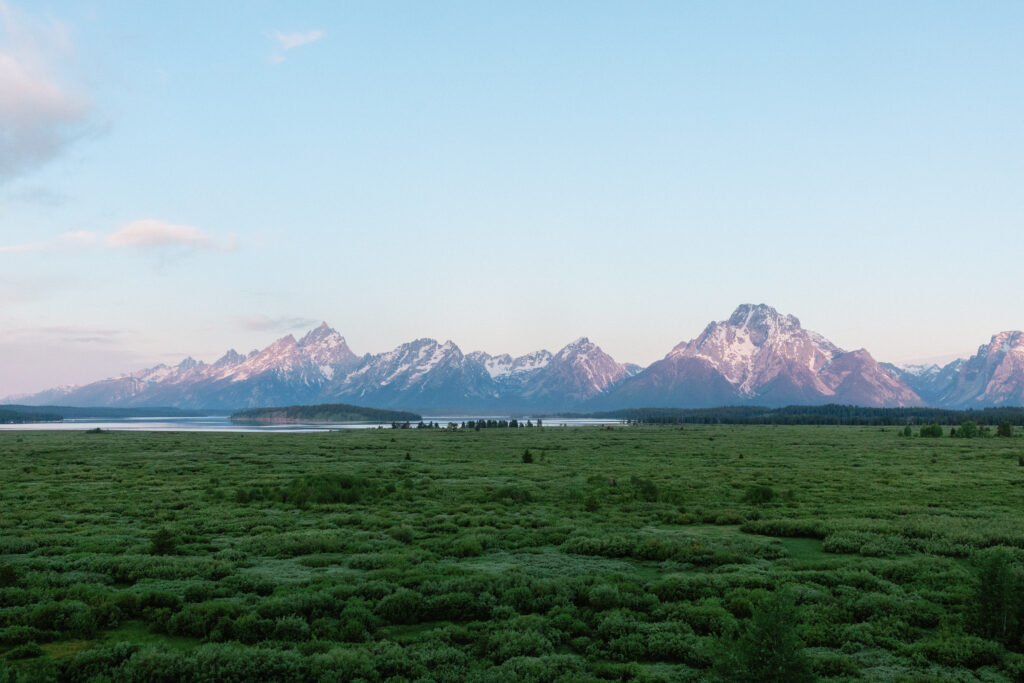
{"left": 1, "top": 425, "right": 1024, "bottom": 680}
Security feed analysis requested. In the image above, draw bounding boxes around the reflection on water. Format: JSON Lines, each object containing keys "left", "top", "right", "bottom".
{"left": 0, "top": 415, "right": 624, "bottom": 433}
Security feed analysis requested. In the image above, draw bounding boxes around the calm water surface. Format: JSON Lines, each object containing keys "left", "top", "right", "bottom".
{"left": 0, "top": 416, "right": 624, "bottom": 433}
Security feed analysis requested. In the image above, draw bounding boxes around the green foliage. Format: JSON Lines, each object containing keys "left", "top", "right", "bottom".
{"left": 3, "top": 426, "right": 1024, "bottom": 680}
{"left": 522, "top": 448, "right": 533, "bottom": 463}
{"left": 576, "top": 403, "right": 1024, "bottom": 426}
{"left": 998, "top": 420, "right": 1014, "bottom": 437}
{"left": 629, "top": 476, "right": 659, "bottom": 502}
{"left": 741, "top": 484, "right": 774, "bottom": 505}
{"left": 713, "top": 588, "right": 814, "bottom": 683}
{"left": 230, "top": 402, "right": 420, "bottom": 423}
{"left": 968, "top": 547, "right": 1024, "bottom": 644}
{"left": 6, "top": 640, "right": 43, "bottom": 659}
{"left": 954, "top": 420, "right": 979, "bottom": 438}
{"left": 0, "top": 563, "right": 18, "bottom": 588}
{"left": 920, "top": 422, "right": 944, "bottom": 437}
{"left": 149, "top": 527, "right": 178, "bottom": 555}
{"left": 0, "top": 408, "right": 62, "bottom": 423}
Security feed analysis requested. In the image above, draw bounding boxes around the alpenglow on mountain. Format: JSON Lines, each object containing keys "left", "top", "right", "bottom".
{"left": 592, "top": 304, "right": 922, "bottom": 409}
{"left": 10, "top": 305, "right": 1024, "bottom": 411}
{"left": 884, "top": 330, "right": 1024, "bottom": 409}
{"left": 13, "top": 324, "right": 631, "bottom": 412}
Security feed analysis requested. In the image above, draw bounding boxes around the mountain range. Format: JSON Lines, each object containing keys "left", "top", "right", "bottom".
{"left": 8, "top": 304, "right": 1024, "bottom": 412}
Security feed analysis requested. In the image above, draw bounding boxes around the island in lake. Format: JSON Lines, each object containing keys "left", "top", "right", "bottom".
{"left": 230, "top": 403, "right": 421, "bottom": 424}
{"left": 0, "top": 408, "right": 63, "bottom": 424}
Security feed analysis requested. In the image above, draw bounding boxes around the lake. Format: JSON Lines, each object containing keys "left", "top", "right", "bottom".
{"left": 0, "top": 415, "right": 625, "bottom": 432}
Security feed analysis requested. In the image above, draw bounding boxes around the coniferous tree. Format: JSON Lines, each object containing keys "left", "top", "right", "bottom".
{"left": 714, "top": 588, "right": 814, "bottom": 683}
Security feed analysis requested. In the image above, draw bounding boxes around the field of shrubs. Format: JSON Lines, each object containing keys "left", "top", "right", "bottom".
{"left": 1, "top": 424, "right": 1023, "bottom": 681}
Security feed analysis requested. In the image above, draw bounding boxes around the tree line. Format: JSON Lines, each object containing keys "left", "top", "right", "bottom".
{"left": 563, "top": 404, "right": 1024, "bottom": 426}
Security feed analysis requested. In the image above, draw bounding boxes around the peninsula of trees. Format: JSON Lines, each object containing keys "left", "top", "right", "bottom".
{"left": 0, "top": 407, "right": 62, "bottom": 424}
{"left": 230, "top": 403, "right": 421, "bottom": 424}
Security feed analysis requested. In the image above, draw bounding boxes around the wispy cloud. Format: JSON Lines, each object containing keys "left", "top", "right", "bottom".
{"left": 107, "top": 219, "right": 237, "bottom": 251}
{"left": 236, "top": 315, "right": 320, "bottom": 333}
{"left": 0, "top": 219, "right": 237, "bottom": 254}
{"left": 0, "top": 230, "right": 95, "bottom": 253}
{"left": 269, "top": 28, "right": 323, "bottom": 63}
{"left": 0, "top": 1, "right": 95, "bottom": 182}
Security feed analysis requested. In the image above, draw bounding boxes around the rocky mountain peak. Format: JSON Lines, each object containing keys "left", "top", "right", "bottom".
{"left": 268, "top": 334, "right": 298, "bottom": 350}
{"left": 213, "top": 349, "right": 245, "bottom": 367}
{"left": 726, "top": 303, "right": 801, "bottom": 343}
{"left": 298, "top": 322, "right": 337, "bottom": 345}
{"left": 987, "top": 330, "right": 1024, "bottom": 355}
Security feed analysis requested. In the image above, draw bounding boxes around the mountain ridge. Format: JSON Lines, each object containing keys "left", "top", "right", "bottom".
{"left": 9, "top": 305, "right": 1024, "bottom": 412}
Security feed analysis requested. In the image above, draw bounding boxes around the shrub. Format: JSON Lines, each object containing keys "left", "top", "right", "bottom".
{"left": 629, "top": 476, "right": 659, "bottom": 502}
{"left": 920, "top": 423, "right": 944, "bottom": 437}
{"left": 375, "top": 588, "right": 424, "bottom": 625}
{"left": 968, "top": 547, "right": 1023, "bottom": 644}
{"left": 0, "top": 564, "right": 18, "bottom": 588}
{"left": 6, "top": 640, "right": 43, "bottom": 659}
{"left": 272, "top": 615, "right": 311, "bottom": 642}
{"left": 914, "top": 633, "right": 1002, "bottom": 668}
{"left": 451, "top": 534, "right": 485, "bottom": 558}
{"left": 522, "top": 449, "right": 534, "bottom": 463}
{"left": 713, "top": 588, "right": 814, "bottom": 683}
{"left": 741, "top": 485, "right": 775, "bottom": 505}
{"left": 955, "top": 421, "right": 979, "bottom": 439}
{"left": 998, "top": 421, "right": 1014, "bottom": 437}
{"left": 149, "top": 527, "right": 178, "bottom": 555}
{"left": 386, "top": 525, "right": 414, "bottom": 544}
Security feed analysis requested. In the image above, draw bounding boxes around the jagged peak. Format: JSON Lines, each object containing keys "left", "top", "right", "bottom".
{"left": 556, "top": 337, "right": 595, "bottom": 356}
{"left": 177, "top": 357, "right": 200, "bottom": 371}
{"left": 298, "top": 322, "right": 343, "bottom": 346}
{"left": 214, "top": 349, "right": 245, "bottom": 367}
{"left": 986, "top": 330, "right": 1024, "bottom": 353}
{"left": 727, "top": 303, "right": 800, "bottom": 330}
{"left": 268, "top": 334, "right": 298, "bottom": 347}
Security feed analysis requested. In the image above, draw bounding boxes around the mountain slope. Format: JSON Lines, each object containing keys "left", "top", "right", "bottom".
{"left": 15, "top": 308, "right": 1024, "bottom": 411}
{"left": 596, "top": 304, "right": 922, "bottom": 408}
{"left": 934, "top": 332, "right": 1024, "bottom": 408}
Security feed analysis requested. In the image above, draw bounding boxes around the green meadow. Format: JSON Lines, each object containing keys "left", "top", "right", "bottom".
{"left": 1, "top": 425, "right": 1023, "bottom": 681}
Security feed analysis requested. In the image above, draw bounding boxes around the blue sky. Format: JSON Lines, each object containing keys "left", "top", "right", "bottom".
{"left": 2, "top": 1, "right": 1023, "bottom": 395}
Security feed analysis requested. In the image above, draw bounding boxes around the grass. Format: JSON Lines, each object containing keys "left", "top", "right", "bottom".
{"left": 0, "top": 425, "right": 1023, "bottom": 681}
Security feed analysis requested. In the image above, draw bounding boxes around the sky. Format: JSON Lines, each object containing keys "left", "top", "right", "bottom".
{"left": 2, "top": 1, "right": 1023, "bottom": 396}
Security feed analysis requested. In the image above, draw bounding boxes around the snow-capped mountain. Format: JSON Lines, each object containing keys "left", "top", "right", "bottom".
{"left": 327, "top": 338, "right": 499, "bottom": 412}
{"left": 12, "top": 308, "right": 1024, "bottom": 412}
{"left": 594, "top": 304, "right": 922, "bottom": 408}
{"left": 519, "top": 337, "right": 629, "bottom": 405}
{"left": 887, "top": 332, "right": 1024, "bottom": 408}
{"left": 9, "top": 326, "right": 631, "bottom": 412}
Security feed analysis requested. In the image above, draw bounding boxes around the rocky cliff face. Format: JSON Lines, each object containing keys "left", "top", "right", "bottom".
{"left": 596, "top": 304, "right": 922, "bottom": 408}
{"left": 887, "top": 332, "right": 1024, "bottom": 408}
{"left": 18, "top": 307, "right": 1024, "bottom": 412}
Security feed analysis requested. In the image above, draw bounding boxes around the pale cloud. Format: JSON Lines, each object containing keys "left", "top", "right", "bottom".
{"left": 269, "top": 28, "right": 323, "bottom": 63}
{"left": 106, "top": 219, "right": 237, "bottom": 251}
{"left": 0, "top": 220, "right": 236, "bottom": 253}
{"left": 10, "top": 324, "right": 127, "bottom": 344}
{"left": 0, "top": 230, "right": 95, "bottom": 253}
{"left": 236, "top": 315, "right": 320, "bottom": 333}
{"left": 273, "top": 29, "right": 323, "bottom": 50}
{"left": 0, "top": 1, "right": 94, "bottom": 182}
